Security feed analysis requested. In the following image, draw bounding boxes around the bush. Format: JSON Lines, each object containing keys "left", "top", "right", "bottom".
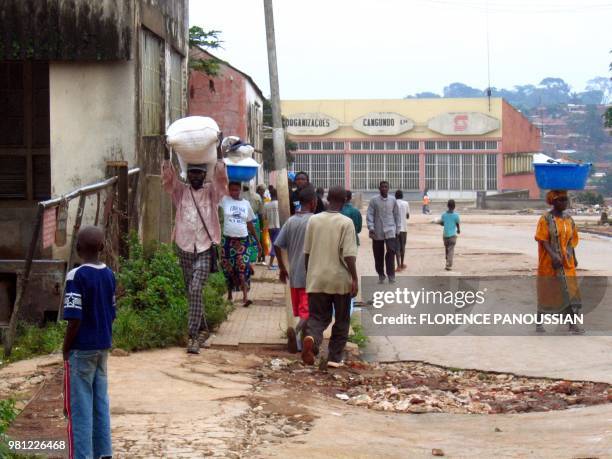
{"left": 0, "top": 398, "right": 18, "bottom": 456}
{"left": 113, "top": 236, "right": 233, "bottom": 352}
{"left": 1, "top": 322, "right": 65, "bottom": 365}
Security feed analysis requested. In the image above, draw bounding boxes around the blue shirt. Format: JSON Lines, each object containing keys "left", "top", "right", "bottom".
{"left": 63, "top": 263, "right": 116, "bottom": 350}
{"left": 441, "top": 211, "right": 460, "bottom": 238}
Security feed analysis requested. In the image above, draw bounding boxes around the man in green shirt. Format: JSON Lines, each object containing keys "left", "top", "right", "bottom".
{"left": 340, "top": 190, "right": 362, "bottom": 246}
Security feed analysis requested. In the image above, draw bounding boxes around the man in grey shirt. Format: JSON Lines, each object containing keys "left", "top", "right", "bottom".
{"left": 274, "top": 186, "right": 316, "bottom": 352}
{"left": 367, "top": 181, "right": 401, "bottom": 283}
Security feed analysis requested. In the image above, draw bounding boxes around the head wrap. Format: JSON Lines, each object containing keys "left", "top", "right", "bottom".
{"left": 546, "top": 190, "right": 568, "bottom": 205}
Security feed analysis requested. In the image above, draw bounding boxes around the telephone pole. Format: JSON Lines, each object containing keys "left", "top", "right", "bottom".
{"left": 263, "top": 0, "right": 290, "bottom": 225}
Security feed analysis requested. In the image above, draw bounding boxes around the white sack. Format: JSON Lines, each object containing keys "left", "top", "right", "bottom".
{"left": 166, "top": 116, "right": 220, "bottom": 171}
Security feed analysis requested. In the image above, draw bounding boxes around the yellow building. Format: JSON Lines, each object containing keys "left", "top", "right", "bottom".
{"left": 281, "top": 98, "right": 541, "bottom": 199}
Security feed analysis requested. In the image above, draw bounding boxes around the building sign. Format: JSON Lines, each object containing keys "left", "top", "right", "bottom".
{"left": 352, "top": 112, "right": 414, "bottom": 136}
{"left": 427, "top": 112, "right": 500, "bottom": 136}
{"left": 284, "top": 113, "right": 340, "bottom": 136}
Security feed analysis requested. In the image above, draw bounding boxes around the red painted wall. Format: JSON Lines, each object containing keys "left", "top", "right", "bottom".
{"left": 188, "top": 49, "right": 247, "bottom": 139}
{"left": 501, "top": 100, "right": 541, "bottom": 198}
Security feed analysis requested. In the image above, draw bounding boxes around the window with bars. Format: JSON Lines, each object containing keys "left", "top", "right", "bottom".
{"left": 374, "top": 141, "right": 385, "bottom": 150}
{"left": 504, "top": 153, "right": 534, "bottom": 175}
{"left": 350, "top": 154, "right": 419, "bottom": 190}
{"left": 462, "top": 140, "right": 473, "bottom": 150}
{"left": 335, "top": 141, "right": 345, "bottom": 150}
{"left": 436, "top": 141, "right": 448, "bottom": 150}
{"left": 141, "top": 28, "right": 163, "bottom": 135}
{"left": 298, "top": 141, "right": 310, "bottom": 150}
{"left": 169, "top": 51, "right": 183, "bottom": 123}
{"left": 486, "top": 141, "right": 498, "bottom": 150}
{"left": 385, "top": 141, "right": 396, "bottom": 150}
{"left": 474, "top": 140, "right": 486, "bottom": 150}
{"left": 350, "top": 141, "right": 361, "bottom": 150}
{"left": 449, "top": 140, "right": 460, "bottom": 150}
{"left": 322, "top": 141, "right": 335, "bottom": 150}
{"left": 293, "top": 154, "right": 345, "bottom": 189}
{"left": 425, "top": 141, "right": 436, "bottom": 150}
{"left": 310, "top": 141, "right": 321, "bottom": 150}
{"left": 425, "top": 154, "right": 497, "bottom": 191}
{"left": 0, "top": 61, "right": 50, "bottom": 201}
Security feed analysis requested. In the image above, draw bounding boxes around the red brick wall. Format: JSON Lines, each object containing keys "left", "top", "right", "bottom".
{"left": 501, "top": 100, "right": 541, "bottom": 197}
{"left": 188, "top": 49, "right": 247, "bottom": 139}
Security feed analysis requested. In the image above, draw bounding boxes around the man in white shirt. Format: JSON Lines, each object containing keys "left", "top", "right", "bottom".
{"left": 394, "top": 189, "right": 410, "bottom": 271}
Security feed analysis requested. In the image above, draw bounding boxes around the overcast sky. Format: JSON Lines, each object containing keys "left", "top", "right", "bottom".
{"left": 189, "top": 0, "right": 611, "bottom": 99}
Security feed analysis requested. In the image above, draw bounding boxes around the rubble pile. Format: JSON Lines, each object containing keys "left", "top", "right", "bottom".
{"left": 258, "top": 359, "right": 612, "bottom": 415}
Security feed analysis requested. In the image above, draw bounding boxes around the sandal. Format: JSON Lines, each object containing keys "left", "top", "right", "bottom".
{"left": 243, "top": 300, "right": 253, "bottom": 308}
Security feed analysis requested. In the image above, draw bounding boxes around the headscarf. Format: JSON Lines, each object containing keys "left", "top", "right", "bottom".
{"left": 546, "top": 190, "right": 568, "bottom": 205}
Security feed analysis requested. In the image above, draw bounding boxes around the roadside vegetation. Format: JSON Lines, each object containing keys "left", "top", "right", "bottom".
{"left": 1, "top": 235, "right": 233, "bottom": 363}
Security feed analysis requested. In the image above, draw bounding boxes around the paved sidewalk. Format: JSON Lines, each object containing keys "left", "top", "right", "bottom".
{"left": 209, "top": 265, "right": 289, "bottom": 348}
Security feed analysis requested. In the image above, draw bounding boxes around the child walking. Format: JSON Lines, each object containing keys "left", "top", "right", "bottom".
{"left": 274, "top": 186, "right": 317, "bottom": 352}
{"left": 440, "top": 199, "right": 461, "bottom": 271}
{"left": 63, "top": 226, "right": 116, "bottom": 459}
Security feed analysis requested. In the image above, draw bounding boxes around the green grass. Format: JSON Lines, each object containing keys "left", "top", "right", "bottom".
{"left": 1, "top": 322, "right": 65, "bottom": 366}
{"left": 348, "top": 315, "right": 369, "bottom": 348}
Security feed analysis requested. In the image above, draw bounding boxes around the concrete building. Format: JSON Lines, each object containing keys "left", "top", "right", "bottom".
{"left": 188, "top": 48, "right": 265, "bottom": 182}
{"left": 281, "top": 98, "right": 541, "bottom": 199}
{"left": 0, "top": 0, "right": 189, "bottom": 322}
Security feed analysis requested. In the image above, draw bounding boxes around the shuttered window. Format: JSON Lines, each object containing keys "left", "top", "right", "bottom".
{"left": 169, "top": 51, "right": 183, "bottom": 123}
{"left": 0, "top": 62, "right": 50, "bottom": 201}
{"left": 141, "top": 29, "right": 163, "bottom": 135}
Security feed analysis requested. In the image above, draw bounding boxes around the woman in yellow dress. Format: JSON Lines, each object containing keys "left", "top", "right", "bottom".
{"left": 534, "top": 190, "right": 584, "bottom": 334}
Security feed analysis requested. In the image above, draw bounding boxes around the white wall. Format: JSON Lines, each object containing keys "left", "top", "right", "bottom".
{"left": 49, "top": 61, "right": 137, "bottom": 259}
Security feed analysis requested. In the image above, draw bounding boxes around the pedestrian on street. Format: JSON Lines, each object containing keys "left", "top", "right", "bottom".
{"left": 290, "top": 171, "right": 325, "bottom": 215}
{"left": 534, "top": 190, "right": 584, "bottom": 334}
{"left": 162, "top": 142, "right": 228, "bottom": 354}
{"left": 242, "top": 184, "right": 264, "bottom": 264}
{"left": 439, "top": 199, "right": 460, "bottom": 271}
{"left": 256, "top": 184, "right": 269, "bottom": 262}
{"left": 62, "top": 226, "right": 115, "bottom": 459}
{"left": 302, "top": 186, "right": 358, "bottom": 368}
{"left": 367, "top": 181, "right": 401, "bottom": 284}
{"left": 395, "top": 189, "right": 410, "bottom": 271}
{"left": 264, "top": 188, "right": 281, "bottom": 269}
{"left": 316, "top": 187, "right": 328, "bottom": 210}
{"left": 274, "top": 185, "right": 317, "bottom": 353}
{"left": 220, "top": 182, "right": 262, "bottom": 309}
{"left": 422, "top": 191, "right": 431, "bottom": 214}
{"left": 340, "top": 190, "right": 362, "bottom": 247}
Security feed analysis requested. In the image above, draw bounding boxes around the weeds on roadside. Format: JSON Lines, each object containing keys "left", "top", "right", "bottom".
{"left": 1, "top": 322, "right": 65, "bottom": 366}
{"left": 349, "top": 315, "right": 368, "bottom": 348}
{"left": 0, "top": 399, "right": 18, "bottom": 456}
{"left": 113, "top": 234, "right": 233, "bottom": 351}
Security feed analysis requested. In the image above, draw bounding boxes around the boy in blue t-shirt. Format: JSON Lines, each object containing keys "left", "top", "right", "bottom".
{"left": 62, "top": 226, "right": 116, "bottom": 459}
{"left": 439, "top": 199, "right": 461, "bottom": 271}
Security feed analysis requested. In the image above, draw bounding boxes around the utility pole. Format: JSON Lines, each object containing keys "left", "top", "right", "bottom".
{"left": 263, "top": 0, "right": 290, "bottom": 225}
{"left": 263, "top": 0, "right": 294, "bottom": 341}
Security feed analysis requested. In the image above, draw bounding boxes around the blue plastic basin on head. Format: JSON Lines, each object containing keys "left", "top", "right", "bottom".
{"left": 227, "top": 164, "right": 259, "bottom": 182}
{"left": 533, "top": 163, "right": 591, "bottom": 190}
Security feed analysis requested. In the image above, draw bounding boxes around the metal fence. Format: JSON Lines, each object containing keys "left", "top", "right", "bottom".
{"left": 2, "top": 166, "right": 140, "bottom": 356}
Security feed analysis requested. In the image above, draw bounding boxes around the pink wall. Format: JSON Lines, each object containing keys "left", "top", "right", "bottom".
{"left": 188, "top": 49, "right": 247, "bottom": 139}
{"left": 501, "top": 100, "right": 541, "bottom": 198}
